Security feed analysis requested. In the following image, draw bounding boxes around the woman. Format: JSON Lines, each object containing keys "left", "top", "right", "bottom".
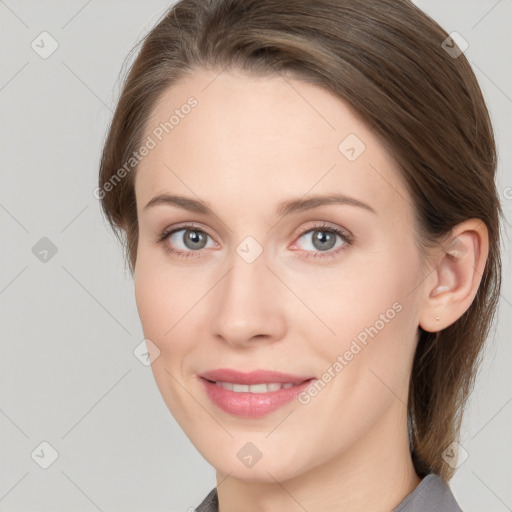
{"left": 97, "top": 0, "right": 503, "bottom": 510}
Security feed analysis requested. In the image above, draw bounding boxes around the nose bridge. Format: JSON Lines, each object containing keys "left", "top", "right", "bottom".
{"left": 210, "top": 240, "right": 284, "bottom": 345}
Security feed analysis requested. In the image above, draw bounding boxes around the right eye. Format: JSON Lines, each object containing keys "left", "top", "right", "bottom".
{"left": 157, "top": 224, "right": 217, "bottom": 258}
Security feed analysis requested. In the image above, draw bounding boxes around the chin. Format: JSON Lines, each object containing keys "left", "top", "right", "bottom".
{"left": 199, "top": 441, "right": 306, "bottom": 483}
{"left": 217, "top": 461, "right": 299, "bottom": 483}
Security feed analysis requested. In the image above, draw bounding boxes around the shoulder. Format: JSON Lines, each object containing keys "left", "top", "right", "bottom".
{"left": 393, "top": 473, "right": 464, "bottom": 512}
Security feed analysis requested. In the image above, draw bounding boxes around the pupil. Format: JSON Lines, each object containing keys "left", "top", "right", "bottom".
{"left": 185, "top": 230, "right": 206, "bottom": 249}
{"left": 313, "top": 230, "right": 335, "bottom": 251}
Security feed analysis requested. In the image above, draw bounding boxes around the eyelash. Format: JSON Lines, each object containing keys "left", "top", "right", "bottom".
{"left": 155, "top": 222, "right": 354, "bottom": 260}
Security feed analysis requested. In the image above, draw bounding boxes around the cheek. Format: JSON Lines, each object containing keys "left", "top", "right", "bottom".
{"left": 294, "top": 261, "right": 404, "bottom": 343}
{"left": 304, "top": 249, "right": 420, "bottom": 380}
{"left": 134, "top": 261, "right": 184, "bottom": 351}
{"left": 134, "top": 253, "right": 210, "bottom": 367}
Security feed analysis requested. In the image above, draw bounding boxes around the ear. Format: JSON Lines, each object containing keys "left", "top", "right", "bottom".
{"left": 418, "top": 218, "right": 489, "bottom": 333}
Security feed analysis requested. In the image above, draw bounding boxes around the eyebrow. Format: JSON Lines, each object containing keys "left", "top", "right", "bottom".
{"left": 143, "top": 193, "right": 377, "bottom": 216}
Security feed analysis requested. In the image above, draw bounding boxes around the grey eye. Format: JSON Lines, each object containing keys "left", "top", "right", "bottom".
{"left": 170, "top": 229, "right": 211, "bottom": 251}
{"left": 297, "top": 229, "right": 344, "bottom": 252}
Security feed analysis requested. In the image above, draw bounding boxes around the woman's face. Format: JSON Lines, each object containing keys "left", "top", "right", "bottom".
{"left": 133, "top": 69, "right": 428, "bottom": 482}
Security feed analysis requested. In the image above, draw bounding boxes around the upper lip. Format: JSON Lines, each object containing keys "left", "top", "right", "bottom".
{"left": 200, "top": 368, "right": 315, "bottom": 385}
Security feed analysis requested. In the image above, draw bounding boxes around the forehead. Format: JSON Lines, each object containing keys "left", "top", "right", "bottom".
{"left": 135, "top": 69, "right": 411, "bottom": 221}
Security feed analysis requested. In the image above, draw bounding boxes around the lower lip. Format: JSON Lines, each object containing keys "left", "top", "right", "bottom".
{"left": 200, "top": 377, "right": 315, "bottom": 417}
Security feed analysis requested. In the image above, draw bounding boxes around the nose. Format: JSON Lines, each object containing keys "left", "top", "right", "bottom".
{"left": 210, "top": 247, "right": 286, "bottom": 348}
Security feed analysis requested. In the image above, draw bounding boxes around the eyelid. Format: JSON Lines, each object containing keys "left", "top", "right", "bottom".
{"left": 154, "top": 221, "right": 214, "bottom": 244}
{"left": 293, "top": 220, "right": 352, "bottom": 240}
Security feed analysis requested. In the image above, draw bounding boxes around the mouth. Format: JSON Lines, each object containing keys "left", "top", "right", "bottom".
{"left": 199, "top": 371, "right": 317, "bottom": 417}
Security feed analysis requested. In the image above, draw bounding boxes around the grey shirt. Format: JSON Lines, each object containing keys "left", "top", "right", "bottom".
{"left": 194, "top": 473, "right": 463, "bottom": 512}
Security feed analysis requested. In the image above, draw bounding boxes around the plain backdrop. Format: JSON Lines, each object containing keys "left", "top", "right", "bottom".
{"left": 1, "top": 1, "right": 511, "bottom": 511}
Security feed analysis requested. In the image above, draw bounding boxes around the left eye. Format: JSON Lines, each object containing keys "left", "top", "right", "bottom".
{"left": 293, "top": 225, "right": 351, "bottom": 256}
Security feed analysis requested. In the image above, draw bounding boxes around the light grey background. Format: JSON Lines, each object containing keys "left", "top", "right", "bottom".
{"left": 1, "top": 1, "right": 511, "bottom": 511}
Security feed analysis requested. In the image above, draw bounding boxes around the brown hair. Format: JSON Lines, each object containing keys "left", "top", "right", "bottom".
{"left": 98, "top": 0, "right": 503, "bottom": 482}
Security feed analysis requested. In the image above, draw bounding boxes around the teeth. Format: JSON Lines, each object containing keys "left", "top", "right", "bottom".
{"left": 215, "top": 381, "right": 303, "bottom": 393}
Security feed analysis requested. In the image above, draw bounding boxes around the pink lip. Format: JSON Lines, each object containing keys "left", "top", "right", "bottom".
{"left": 199, "top": 368, "right": 316, "bottom": 418}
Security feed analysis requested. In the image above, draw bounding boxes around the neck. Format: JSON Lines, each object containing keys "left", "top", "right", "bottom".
{"left": 215, "top": 401, "right": 422, "bottom": 512}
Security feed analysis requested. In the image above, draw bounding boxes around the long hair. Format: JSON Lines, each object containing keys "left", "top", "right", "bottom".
{"left": 98, "top": 0, "right": 503, "bottom": 481}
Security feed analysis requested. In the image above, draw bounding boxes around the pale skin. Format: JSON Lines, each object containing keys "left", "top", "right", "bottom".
{"left": 132, "top": 68, "right": 488, "bottom": 512}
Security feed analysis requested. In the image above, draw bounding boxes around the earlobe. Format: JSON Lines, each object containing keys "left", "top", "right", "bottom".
{"left": 418, "top": 219, "right": 489, "bottom": 333}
